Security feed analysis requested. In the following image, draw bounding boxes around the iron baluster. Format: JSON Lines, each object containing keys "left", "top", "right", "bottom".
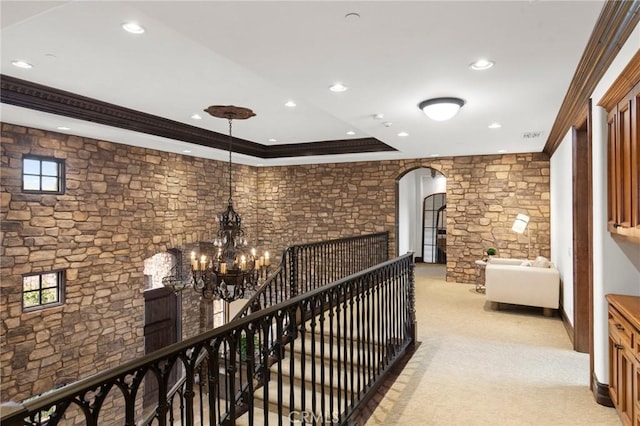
{"left": 276, "top": 313, "right": 284, "bottom": 424}
{"left": 4, "top": 235, "right": 418, "bottom": 426}
{"left": 309, "top": 298, "right": 318, "bottom": 421}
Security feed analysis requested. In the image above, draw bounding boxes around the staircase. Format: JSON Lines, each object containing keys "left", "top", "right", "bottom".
{"left": 1, "top": 235, "right": 414, "bottom": 426}
{"left": 235, "top": 304, "right": 388, "bottom": 425}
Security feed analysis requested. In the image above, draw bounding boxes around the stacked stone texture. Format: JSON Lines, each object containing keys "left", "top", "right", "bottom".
{"left": 0, "top": 124, "right": 258, "bottom": 402}
{"left": 257, "top": 154, "right": 550, "bottom": 284}
{"left": 0, "top": 123, "right": 549, "bottom": 404}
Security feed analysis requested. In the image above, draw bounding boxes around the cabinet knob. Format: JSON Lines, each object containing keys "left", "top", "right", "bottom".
{"left": 614, "top": 343, "right": 624, "bottom": 350}
{"left": 615, "top": 323, "right": 624, "bottom": 330}
{"left": 613, "top": 223, "right": 621, "bottom": 228}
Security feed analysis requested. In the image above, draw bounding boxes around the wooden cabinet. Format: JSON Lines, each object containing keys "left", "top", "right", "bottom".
{"left": 635, "top": 360, "right": 640, "bottom": 426}
{"left": 601, "top": 52, "right": 640, "bottom": 243}
{"left": 607, "top": 294, "right": 640, "bottom": 426}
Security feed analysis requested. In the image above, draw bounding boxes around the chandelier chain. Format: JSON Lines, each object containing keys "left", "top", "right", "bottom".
{"left": 162, "top": 105, "right": 268, "bottom": 304}
{"left": 228, "top": 117, "right": 233, "bottom": 204}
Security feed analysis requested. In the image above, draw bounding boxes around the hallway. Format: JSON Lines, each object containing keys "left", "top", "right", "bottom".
{"left": 366, "top": 264, "right": 620, "bottom": 425}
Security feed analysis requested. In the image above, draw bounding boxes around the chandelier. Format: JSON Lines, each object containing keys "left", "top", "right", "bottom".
{"left": 163, "top": 105, "right": 271, "bottom": 302}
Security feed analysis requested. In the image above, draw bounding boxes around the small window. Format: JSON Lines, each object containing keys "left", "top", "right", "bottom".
{"left": 22, "top": 156, "right": 65, "bottom": 194}
{"left": 22, "top": 270, "right": 65, "bottom": 310}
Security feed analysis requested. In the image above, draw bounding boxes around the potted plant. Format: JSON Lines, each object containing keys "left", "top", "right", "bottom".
{"left": 486, "top": 247, "right": 497, "bottom": 258}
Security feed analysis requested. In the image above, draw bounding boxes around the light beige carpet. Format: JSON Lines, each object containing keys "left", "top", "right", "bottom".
{"left": 366, "top": 264, "right": 620, "bottom": 426}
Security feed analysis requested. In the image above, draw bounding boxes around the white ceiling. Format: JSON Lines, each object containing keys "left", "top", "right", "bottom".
{"left": 1, "top": 1, "right": 605, "bottom": 166}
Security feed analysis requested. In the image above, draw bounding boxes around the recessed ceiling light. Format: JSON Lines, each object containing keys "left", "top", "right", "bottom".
{"left": 470, "top": 59, "right": 494, "bottom": 71}
{"left": 345, "top": 12, "right": 360, "bottom": 19}
{"left": 56, "top": 126, "right": 70, "bottom": 131}
{"left": 182, "top": 149, "right": 191, "bottom": 153}
{"left": 398, "top": 131, "right": 409, "bottom": 137}
{"left": 498, "top": 149, "right": 508, "bottom": 153}
{"left": 329, "top": 83, "right": 348, "bottom": 92}
{"left": 11, "top": 60, "right": 32, "bottom": 69}
{"left": 268, "top": 138, "right": 277, "bottom": 142}
{"left": 285, "top": 101, "right": 296, "bottom": 108}
{"left": 191, "top": 114, "right": 202, "bottom": 120}
{"left": 488, "top": 122, "right": 502, "bottom": 129}
{"left": 383, "top": 121, "right": 393, "bottom": 127}
{"left": 373, "top": 113, "right": 384, "bottom": 120}
{"left": 346, "top": 131, "right": 356, "bottom": 136}
{"left": 122, "top": 22, "right": 145, "bottom": 34}
{"left": 430, "top": 154, "right": 439, "bottom": 157}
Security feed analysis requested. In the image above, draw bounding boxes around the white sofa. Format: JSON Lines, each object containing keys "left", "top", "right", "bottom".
{"left": 485, "top": 257, "right": 560, "bottom": 316}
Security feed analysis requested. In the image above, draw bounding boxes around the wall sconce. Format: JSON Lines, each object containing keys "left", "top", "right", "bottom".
{"left": 418, "top": 97, "right": 465, "bottom": 121}
{"left": 512, "top": 213, "right": 531, "bottom": 259}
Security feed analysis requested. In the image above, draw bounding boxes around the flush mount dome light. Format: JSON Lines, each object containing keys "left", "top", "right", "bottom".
{"left": 418, "top": 97, "right": 465, "bottom": 121}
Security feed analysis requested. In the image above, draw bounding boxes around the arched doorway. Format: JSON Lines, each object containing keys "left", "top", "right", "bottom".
{"left": 397, "top": 167, "right": 447, "bottom": 263}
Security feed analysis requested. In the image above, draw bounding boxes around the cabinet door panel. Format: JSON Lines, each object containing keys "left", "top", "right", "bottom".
{"left": 611, "top": 331, "right": 621, "bottom": 406}
{"left": 605, "top": 74, "right": 640, "bottom": 242}
{"left": 633, "top": 82, "right": 639, "bottom": 231}
{"left": 608, "top": 110, "right": 619, "bottom": 224}
{"left": 622, "top": 349, "right": 634, "bottom": 426}
{"left": 618, "top": 95, "right": 633, "bottom": 228}
{"left": 634, "top": 359, "right": 639, "bottom": 426}
{"left": 607, "top": 298, "right": 640, "bottom": 426}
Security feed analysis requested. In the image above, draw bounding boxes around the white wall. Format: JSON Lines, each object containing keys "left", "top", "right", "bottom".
{"left": 589, "top": 25, "right": 640, "bottom": 383}
{"left": 550, "top": 131, "right": 575, "bottom": 325}
{"left": 398, "top": 174, "right": 414, "bottom": 256}
{"left": 421, "top": 174, "right": 446, "bottom": 198}
{"left": 550, "top": 25, "right": 640, "bottom": 385}
{"left": 398, "top": 168, "right": 446, "bottom": 259}
{"left": 591, "top": 104, "right": 640, "bottom": 382}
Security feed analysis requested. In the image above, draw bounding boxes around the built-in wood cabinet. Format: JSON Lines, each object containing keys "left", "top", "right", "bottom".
{"left": 607, "top": 294, "right": 640, "bottom": 426}
{"left": 601, "top": 52, "right": 640, "bottom": 243}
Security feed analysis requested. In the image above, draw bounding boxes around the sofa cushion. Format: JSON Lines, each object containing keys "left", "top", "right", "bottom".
{"left": 487, "top": 257, "right": 524, "bottom": 266}
{"left": 533, "top": 256, "right": 551, "bottom": 268}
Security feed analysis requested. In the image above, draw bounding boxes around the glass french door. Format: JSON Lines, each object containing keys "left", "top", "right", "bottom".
{"left": 422, "top": 193, "right": 446, "bottom": 263}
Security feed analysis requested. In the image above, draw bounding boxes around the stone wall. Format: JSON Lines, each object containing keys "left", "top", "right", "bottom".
{"left": 0, "top": 123, "right": 549, "bottom": 403}
{"left": 257, "top": 154, "right": 550, "bottom": 283}
{"left": 0, "top": 124, "right": 258, "bottom": 402}
{"left": 443, "top": 153, "right": 550, "bottom": 281}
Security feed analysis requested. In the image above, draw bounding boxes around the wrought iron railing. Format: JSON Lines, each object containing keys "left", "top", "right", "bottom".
{"left": 235, "top": 232, "right": 389, "bottom": 321}
{"left": 2, "top": 235, "right": 413, "bottom": 426}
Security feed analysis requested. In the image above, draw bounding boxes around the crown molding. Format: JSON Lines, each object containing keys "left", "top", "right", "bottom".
{"left": 598, "top": 49, "right": 640, "bottom": 111}
{"left": 543, "top": 1, "right": 640, "bottom": 156}
{"left": 0, "top": 74, "right": 395, "bottom": 159}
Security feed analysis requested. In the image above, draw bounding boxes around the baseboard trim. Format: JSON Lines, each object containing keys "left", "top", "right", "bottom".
{"left": 592, "top": 372, "right": 614, "bottom": 407}
{"left": 348, "top": 341, "right": 419, "bottom": 425}
{"left": 559, "top": 305, "right": 575, "bottom": 346}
